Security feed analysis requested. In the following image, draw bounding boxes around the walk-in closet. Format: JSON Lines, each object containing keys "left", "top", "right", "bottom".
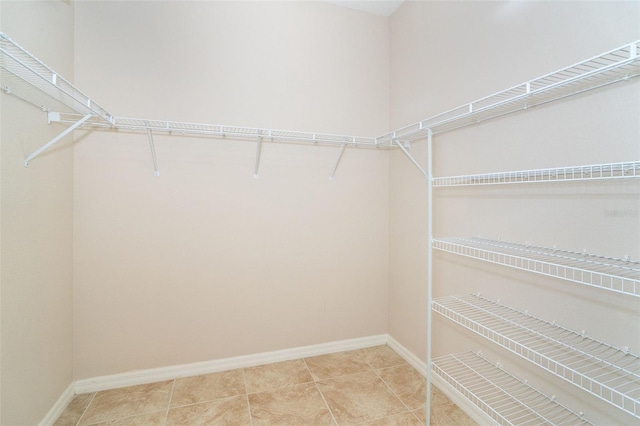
{"left": 1, "top": 1, "right": 638, "bottom": 425}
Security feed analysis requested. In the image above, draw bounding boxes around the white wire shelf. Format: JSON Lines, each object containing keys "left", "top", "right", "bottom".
{"left": 432, "top": 237, "right": 640, "bottom": 297}
{"left": 432, "top": 350, "right": 593, "bottom": 425}
{"left": 378, "top": 40, "right": 640, "bottom": 145}
{"left": 0, "top": 31, "right": 381, "bottom": 150}
{"left": 0, "top": 32, "right": 113, "bottom": 124}
{"left": 433, "top": 294, "right": 640, "bottom": 419}
{"left": 433, "top": 161, "right": 640, "bottom": 187}
{"left": 47, "top": 112, "right": 381, "bottom": 148}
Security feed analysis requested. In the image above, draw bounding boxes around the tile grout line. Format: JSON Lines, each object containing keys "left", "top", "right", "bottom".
{"left": 162, "top": 379, "right": 176, "bottom": 425}
{"left": 303, "top": 357, "right": 339, "bottom": 426}
{"left": 373, "top": 367, "right": 424, "bottom": 424}
{"left": 241, "top": 367, "right": 254, "bottom": 426}
{"left": 74, "top": 392, "right": 97, "bottom": 426}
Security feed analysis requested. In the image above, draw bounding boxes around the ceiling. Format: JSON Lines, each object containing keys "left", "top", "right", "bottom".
{"left": 321, "top": 0, "right": 405, "bottom": 17}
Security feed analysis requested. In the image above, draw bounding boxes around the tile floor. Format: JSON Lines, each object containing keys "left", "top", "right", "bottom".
{"left": 54, "top": 345, "right": 476, "bottom": 426}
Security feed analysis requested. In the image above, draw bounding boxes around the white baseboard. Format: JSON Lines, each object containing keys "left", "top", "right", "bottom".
{"left": 50, "top": 334, "right": 490, "bottom": 426}
{"left": 74, "top": 334, "right": 388, "bottom": 394}
{"left": 386, "top": 335, "right": 427, "bottom": 376}
{"left": 38, "top": 382, "right": 75, "bottom": 426}
{"left": 386, "top": 337, "right": 493, "bottom": 425}
{"left": 431, "top": 371, "right": 496, "bottom": 426}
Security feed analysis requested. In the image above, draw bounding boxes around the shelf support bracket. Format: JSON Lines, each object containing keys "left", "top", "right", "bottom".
{"left": 254, "top": 135, "right": 263, "bottom": 179}
{"left": 394, "top": 139, "right": 428, "bottom": 180}
{"left": 329, "top": 142, "right": 347, "bottom": 181}
{"left": 145, "top": 121, "right": 160, "bottom": 176}
{"left": 24, "top": 113, "right": 93, "bottom": 167}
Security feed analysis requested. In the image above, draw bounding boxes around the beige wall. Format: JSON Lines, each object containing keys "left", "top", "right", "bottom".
{"left": 72, "top": 1, "right": 390, "bottom": 380}
{"left": 0, "top": 1, "right": 75, "bottom": 424}
{"left": 389, "top": 1, "right": 639, "bottom": 424}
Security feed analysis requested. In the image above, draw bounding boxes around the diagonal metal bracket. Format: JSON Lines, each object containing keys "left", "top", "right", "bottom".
{"left": 24, "top": 113, "right": 93, "bottom": 167}
{"left": 329, "top": 142, "right": 347, "bottom": 181}
{"left": 394, "top": 139, "right": 428, "bottom": 180}
{"left": 253, "top": 133, "right": 263, "bottom": 179}
{"left": 145, "top": 121, "right": 160, "bottom": 176}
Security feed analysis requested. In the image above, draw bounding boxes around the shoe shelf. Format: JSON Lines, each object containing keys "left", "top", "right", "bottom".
{"left": 432, "top": 161, "right": 640, "bottom": 187}
{"left": 433, "top": 294, "right": 640, "bottom": 419}
{"left": 432, "top": 350, "right": 593, "bottom": 425}
{"left": 432, "top": 237, "right": 640, "bottom": 297}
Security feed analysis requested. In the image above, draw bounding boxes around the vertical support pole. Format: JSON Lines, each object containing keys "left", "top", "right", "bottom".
{"left": 145, "top": 121, "right": 160, "bottom": 176}
{"left": 24, "top": 113, "right": 93, "bottom": 167}
{"left": 329, "top": 142, "right": 347, "bottom": 181}
{"left": 254, "top": 135, "right": 263, "bottom": 179}
{"left": 425, "top": 129, "right": 434, "bottom": 426}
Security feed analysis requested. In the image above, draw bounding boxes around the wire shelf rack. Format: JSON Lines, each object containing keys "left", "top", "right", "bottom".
{"left": 377, "top": 40, "right": 640, "bottom": 145}
{"left": 0, "top": 32, "right": 113, "bottom": 124}
{"left": 433, "top": 161, "right": 640, "bottom": 187}
{"left": 48, "top": 112, "right": 381, "bottom": 148}
{"left": 432, "top": 350, "right": 593, "bottom": 425}
{"left": 433, "top": 294, "right": 640, "bottom": 419}
{"left": 0, "top": 31, "right": 381, "bottom": 150}
{"left": 432, "top": 237, "right": 640, "bottom": 297}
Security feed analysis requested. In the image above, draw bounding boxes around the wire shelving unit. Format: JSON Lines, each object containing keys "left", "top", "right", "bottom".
{"left": 2, "top": 27, "right": 640, "bottom": 426}
{"left": 433, "top": 161, "right": 640, "bottom": 187}
{"left": 432, "top": 351, "right": 594, "bottom": 425}
{"left": 433, "top": 294, "right": 640, "bottom": 419}
{"left": 432, "top": 237, "right": 640, "bottom": 297}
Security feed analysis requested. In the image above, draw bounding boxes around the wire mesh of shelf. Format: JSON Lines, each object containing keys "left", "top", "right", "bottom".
{"left": 377, "top": 40, "right": 640, "bottom": 145}
{"left": 432, "top": 351, "right": 593, "bottom": 425}
{"left": 50, "top": 112, "right": 382, "bottom": 148}
{"left": 0, "top": 32, "right": 113, "bottom": 123}
{"left": 432, "top": 161, "right": 640, "bottom": 187}
{"left": 433, "top": 294, "right": 640, "bottom": 418}
{"left": 432, "top": 237, "right": 640, "bottom": 297}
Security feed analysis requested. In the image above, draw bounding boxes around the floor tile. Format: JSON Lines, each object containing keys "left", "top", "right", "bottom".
{"left": 430, "top": 386, "right": 476, "bottom": 426}
{"left": 166, "top": 395, "right": 250, "bottom": 425}
{"left": 248, "top": 382, "right": 334, "bottom": 425}
{"left": 377, "top": 365, "right": 426, "bottom": 410}
{"left": 78, "top": 381, "right": 173, "bottom": 425}
{"left": 54, "top": 393, "right": 95, "bottom": 426}
{"left": 360, "top": 411, "right": 423, "bottom": 425}
{"left": 316, "top": 371, "right": 406, "bottom": 425}
{"left": 170, "top": 369, "right": 245, "bottom": 407}
{"left": 411, "top": 406, "right": 426, "bottom": 424}
{"left": 244, "top": 359, "right": 313, "bottom": 393}
{"left": 360, "top": 346, "right": 407, "bottom": 370}
{"left": 86, "top": 411, "right": 167, "bottom": 425}
{"left": 304, "top": 350, "right": 370, "bottom": 381}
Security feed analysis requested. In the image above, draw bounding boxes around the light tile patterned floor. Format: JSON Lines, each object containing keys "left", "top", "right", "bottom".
{"left": 55, "top": 345, "right": 476, "bottom": 425}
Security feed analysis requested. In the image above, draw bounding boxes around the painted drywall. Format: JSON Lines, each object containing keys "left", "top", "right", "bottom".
{"left": 389, "top": 1, "right": 639, "bottom": 424}
{"left": 0, "top": 1, "right": 75, "bottom": 424}
{"left": 72, "top": 1, "right": 390, "bottom": 380}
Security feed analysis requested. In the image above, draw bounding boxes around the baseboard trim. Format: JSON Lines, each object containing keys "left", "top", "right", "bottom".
{"left": 386, "top": 335, "right": 427, "bottom": 376}
{"left": 386, "top": 337, "right": 492, "bottom": 425}
{"left": 74, "top": 334, "right": 388, "bottom": 394}
{"left": 431, "top": 371, "right": 495, "bottom": 426}
{"left": 38, "top": 381, "right": 75, "bottom": 426}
